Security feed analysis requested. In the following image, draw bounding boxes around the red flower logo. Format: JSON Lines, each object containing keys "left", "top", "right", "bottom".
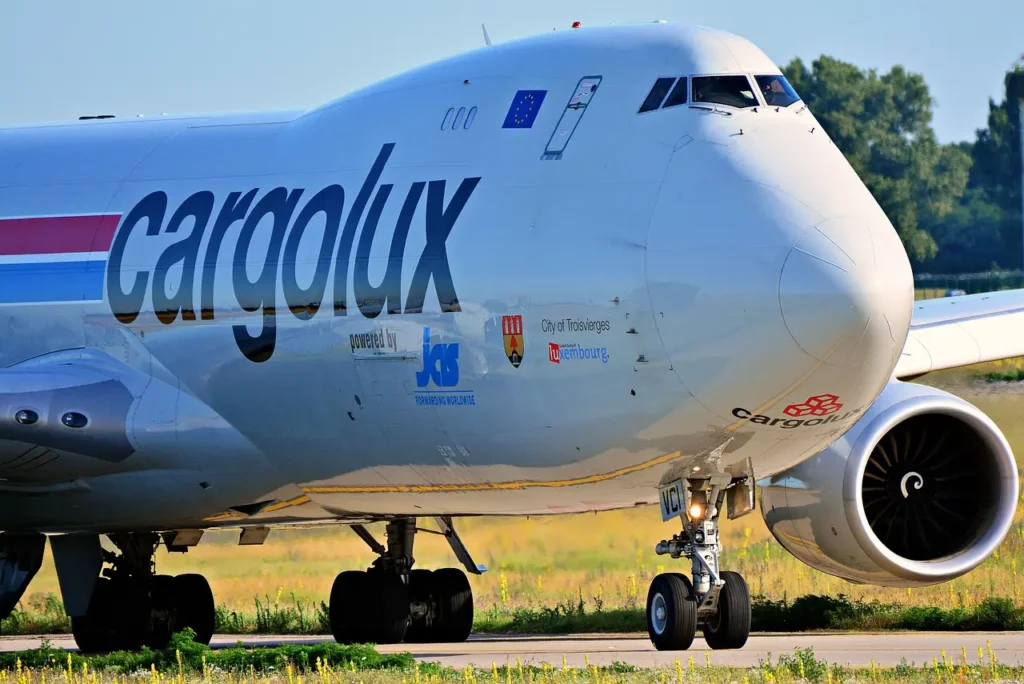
{"left": 783, "top": 394, "right": 843, "bottom": 417}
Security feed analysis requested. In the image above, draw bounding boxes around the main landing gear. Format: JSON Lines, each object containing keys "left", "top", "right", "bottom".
{"left": 330, "top": 516, "right": 484, "bottom": 644}
{"left": 647, "top": 478, "right": 751, "bottom": 651}
{"left": 68, "top": 534, "right": 215, "bottom": 652}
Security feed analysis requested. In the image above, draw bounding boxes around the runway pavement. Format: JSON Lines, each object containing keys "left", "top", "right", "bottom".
{"left": 1, "top": 632, "right": 1021, "bottom": 668}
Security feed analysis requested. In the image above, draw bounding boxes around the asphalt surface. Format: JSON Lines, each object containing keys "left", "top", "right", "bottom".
{"left": 1, "top": 633, "right": 1021, "bottom": 668}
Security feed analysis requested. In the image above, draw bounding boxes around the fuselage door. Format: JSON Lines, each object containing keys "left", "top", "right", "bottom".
{"left": 541, "top": 76, "right": 602, "bottom": 160}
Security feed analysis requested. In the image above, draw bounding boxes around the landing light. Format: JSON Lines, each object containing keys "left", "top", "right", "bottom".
{"left": 688, "top": 503, "right": 704, "bottom": 521}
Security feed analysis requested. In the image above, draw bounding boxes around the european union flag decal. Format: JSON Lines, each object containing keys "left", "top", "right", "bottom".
{"left": 502, "top": 90, "right": 547, "bottom": 129}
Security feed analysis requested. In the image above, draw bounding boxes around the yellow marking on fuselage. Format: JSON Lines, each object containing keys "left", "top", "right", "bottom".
{"left": 301, "top": 451, "right": 683, "bottom": 494}
{"left": 262, "top": 494, "right": 312, "bottom": 512}
{"left": 201, "top": 512, "right": 243, "bottom": 522}
{"left": 201, "top": 494, "right": 313, "bottom": 521}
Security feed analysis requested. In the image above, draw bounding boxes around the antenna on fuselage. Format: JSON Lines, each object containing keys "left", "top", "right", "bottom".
{"left": 481, "top": 23, "right": 492, "bottom": 46}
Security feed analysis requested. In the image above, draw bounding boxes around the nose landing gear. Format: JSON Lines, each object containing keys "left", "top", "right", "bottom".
{"left": 648, "top": 478, "right": 752, "bottom": 651}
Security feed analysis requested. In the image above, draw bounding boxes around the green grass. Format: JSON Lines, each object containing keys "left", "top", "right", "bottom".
{"left": 214, "top": 593, "right": 330, "bottom": 635}
{"left": 0, "top": 632, "right": 1019, "bottom": 684}
{"left": 475, "top": 593, "right": 1024, "bottom": 634}
{"left": 984, "top": 368, "right": 1024, "bottom": 382}
{"left": 4, "top": 630, "right": 414, "bottom": 674}
{"left": 7, "top": 592, "right": 1024, "bottom": 637}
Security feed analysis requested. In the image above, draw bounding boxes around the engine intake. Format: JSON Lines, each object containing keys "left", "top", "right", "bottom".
{"left": 760, "top": 381, "right": 1018, "bottom": 586}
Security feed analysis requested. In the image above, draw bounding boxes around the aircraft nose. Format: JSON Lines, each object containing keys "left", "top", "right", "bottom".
{"left": 646, "top": 135, "right": 915, "bottom": 428}
{"left": 779, "top": 216, "right": 913, "bottom": 369}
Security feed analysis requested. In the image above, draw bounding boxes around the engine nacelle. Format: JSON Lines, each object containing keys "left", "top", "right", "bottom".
{"left": 760, "top": 381, "right": 1019, "bottom": 586}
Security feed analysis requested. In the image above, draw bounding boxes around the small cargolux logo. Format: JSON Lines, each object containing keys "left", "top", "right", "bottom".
{"left": 784, "top": 394, "right": 843, "bottom": 417}
{"left": 733, "top": 392, "right": 861, "bottom": 430}
{"left": 900, "top": 472, "right": 924, "bottom": 499}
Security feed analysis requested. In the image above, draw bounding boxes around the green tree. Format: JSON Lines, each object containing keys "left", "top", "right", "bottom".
{"left": 783, "top": 57, "right": 972, "bottom": 263}
{"left": 923, "top": 187, "right": 1007, "bottom": 272}
{"left": 957, "top": 68, "right": 1024, "bottom": 270}
{"left": 969, "top": 69, "right": 1023, "bottom": 212}
{"left": 914, "top": 67, "right": 1023, "bottom": 272}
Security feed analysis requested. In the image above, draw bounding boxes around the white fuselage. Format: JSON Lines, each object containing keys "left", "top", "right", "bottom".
{"left": 0, "top": 23, "right": 912, "bottom": 532}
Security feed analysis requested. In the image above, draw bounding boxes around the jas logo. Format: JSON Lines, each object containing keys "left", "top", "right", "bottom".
{"left": 502, "top": 315, "right": 524, "bottom": 368}
{"left": 414, "top": 327, "right": 475, "bottom": 406}
{"left": 106, "top": 143, "right": 481, "bottom": 363}
{"left": 416, "top": 327, "right": 459, "bottom": 388}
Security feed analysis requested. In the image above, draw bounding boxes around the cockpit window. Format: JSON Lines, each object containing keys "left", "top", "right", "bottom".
{"left": 662, "top": 78, "right": 688, "bottom": 108}
{"left": 691, "top": 75, "right": 759, "bottom": 109}
{"left": 755, "top": 75, "right": 801, "bottom": 108}
{"left": 638, "top": 78, "right": 676, "bottom": 113}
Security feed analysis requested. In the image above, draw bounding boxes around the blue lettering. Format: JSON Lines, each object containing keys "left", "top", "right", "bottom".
{"left": 106, "top": 191, "right": 167, "bottom": 324}
{"left": 551, "top": 343, "right": 610, "bottom": 364}
{"left": 416, "top": 327, "right": 460, "bottom": 388}
{"left": 405, "top": 177, "right": 481, "bottom": 314}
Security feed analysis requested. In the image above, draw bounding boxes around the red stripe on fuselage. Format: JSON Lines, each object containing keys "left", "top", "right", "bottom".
{"left": 0, "top": 214, "right": 121, "bottom": 255}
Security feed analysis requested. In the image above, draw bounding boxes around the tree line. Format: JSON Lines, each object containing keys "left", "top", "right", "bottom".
{"left": 783, "top": 58, "right": 1024, "bottom": 273}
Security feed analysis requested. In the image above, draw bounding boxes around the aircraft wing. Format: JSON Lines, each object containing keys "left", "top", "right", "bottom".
{"left": 894, "top": 289, "right": 1024, "bottom": 379}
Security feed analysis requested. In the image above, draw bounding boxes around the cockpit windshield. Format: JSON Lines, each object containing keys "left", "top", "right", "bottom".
{"left": 755, "top": 75, "right": 801, "bottom": 108}
{"left": 691, "top": 75, "right": 759, "bottom": 109}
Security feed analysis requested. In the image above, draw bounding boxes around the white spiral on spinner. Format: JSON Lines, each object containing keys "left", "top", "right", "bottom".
{"left": 900, "top": 471, "right": 924, "bottom": 499}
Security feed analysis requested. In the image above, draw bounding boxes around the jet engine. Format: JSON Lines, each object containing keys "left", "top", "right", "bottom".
{"left": 760, "top": 381, "right": 1019, "bottom": 586}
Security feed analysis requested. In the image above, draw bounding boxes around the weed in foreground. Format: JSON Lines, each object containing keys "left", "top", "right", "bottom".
{"left": 0, "top": 636, "right": 1019, "bottom": 684}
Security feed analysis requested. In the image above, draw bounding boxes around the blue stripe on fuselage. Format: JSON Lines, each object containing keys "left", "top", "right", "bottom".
{"left": 0, "top": 260, "right": 106, "bottom": 303}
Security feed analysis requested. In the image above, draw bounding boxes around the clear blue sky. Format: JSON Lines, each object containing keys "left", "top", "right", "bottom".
{"left": 1, "top": 0, "right": 1021, "bottom": 143}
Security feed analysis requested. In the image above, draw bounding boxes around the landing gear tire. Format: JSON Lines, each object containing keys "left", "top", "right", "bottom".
{"left": 147, "top": 574, "right": 177, "bottom": 649}
{"left": 74, "top": 575, "right": 213, "bottom": 653}
{"left": 174, "top": 573, "right": 216, "bottom": 646}
{"left": 336, "top": 518, "right": 478, "bottom": 645}
{"left": 647, "top": 573, "right": 698, "bottom": 651}
{"left": 65, "top": 535, "right": 217, "bottom": 653}
{"left": 366, "top": 571, "right": 411, "bottom": 644}
{"left": 329, "top": 570, "right": 371, "bottom": 643}
{"left": 72, "top": 573, "right": 217, "bottom": 653}
{"left": 404, "top": 569, "right": 436, "bottom": 643}
{"left": 71, "top": 578, "right": 130, "bottom": 653}
{"left": 702, "top": 571, "right": 750, "bottom": 650}
{"left": 432, "top": 568, "right": 473, "bottom": 643}
{"left": 329, "top": 570, "right": 410, "bottom": 644}
{"left": 404, "top": 568, "right": 473, "bottom": 643}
